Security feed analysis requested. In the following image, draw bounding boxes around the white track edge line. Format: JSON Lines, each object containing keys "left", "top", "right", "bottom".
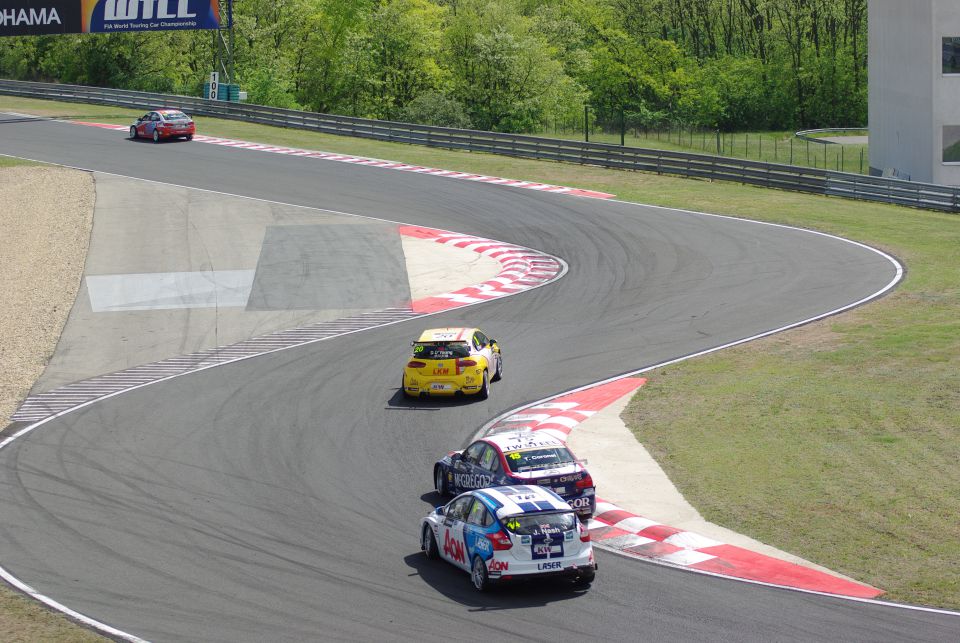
{"left": 0, "top": 566, "right": 149, "bottom": 642}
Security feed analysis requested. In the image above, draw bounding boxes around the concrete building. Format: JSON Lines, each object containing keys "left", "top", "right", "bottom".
{"left": 869, "top": 0, "right": 960, "bottom": 185}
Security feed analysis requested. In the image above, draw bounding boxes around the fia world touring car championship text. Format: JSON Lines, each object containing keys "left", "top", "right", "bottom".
{"left": 103, "top": 20, "right": 197, "bottom": 29}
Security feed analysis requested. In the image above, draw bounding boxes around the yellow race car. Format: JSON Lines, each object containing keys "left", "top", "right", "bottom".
{"left": 403, "top": 328, "right": 502, "bottom": 399}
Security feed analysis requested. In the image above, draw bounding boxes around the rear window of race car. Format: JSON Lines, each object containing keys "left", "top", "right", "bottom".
{"left": 412, "top": 341, "right": 471, "bottom": 360}
{"left": 502, "top": 511, "right": 577, "bottom": 535}
{"left": 162, "top": 111, "right": 190, "bottom": 121}
{"left": 505, "top": 447, "right": 576, "bottom": 473}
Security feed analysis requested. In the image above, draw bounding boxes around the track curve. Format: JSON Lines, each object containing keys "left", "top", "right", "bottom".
{"left": 1, "top": 115, "right": 957, "bottom": 642}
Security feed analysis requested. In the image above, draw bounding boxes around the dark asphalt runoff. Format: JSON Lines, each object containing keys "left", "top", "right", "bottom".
{"left": 1, "top": 115, "right": 957, "bottom": 642}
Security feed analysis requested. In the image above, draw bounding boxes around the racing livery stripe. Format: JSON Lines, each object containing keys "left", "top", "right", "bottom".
{"left": 72, "top": 121, "right": 616, "bottom": 200}
{"left": 481, "top": 377, "right": 884, "bottom": 599}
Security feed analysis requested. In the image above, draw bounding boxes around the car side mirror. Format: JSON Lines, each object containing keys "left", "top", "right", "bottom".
{"left": 451, "top": 452, "right": 462, "bottom": 462}
{"left": 578, "top": 459, "right": 589, "bottom": 466}
{"left": 435, "top": 506, "right": 445, "bottom": 515}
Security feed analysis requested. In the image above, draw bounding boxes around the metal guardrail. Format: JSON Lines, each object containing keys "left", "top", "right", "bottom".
{"left": 2, "top": 79, "right": 958, "bottom": 213}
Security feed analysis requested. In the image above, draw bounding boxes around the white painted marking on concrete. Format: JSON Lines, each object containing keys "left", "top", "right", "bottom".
{"left": 665, "top": 531, "right": 724, "bottom": 550}
{"left": 86, "top": 270, "right": 255, "bottom": 311}
{"left": 657, "top": 550, "right": 717, "bottom": 566}
{"left": 613, "top": 516, "right": 661, "bottom": 533}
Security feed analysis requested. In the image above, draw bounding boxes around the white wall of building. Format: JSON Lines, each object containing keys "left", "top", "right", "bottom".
{"left": 932, "top": 1, "right": 960, "bottom": 185}
{"left": 868, "top": 0, "right": 933, "bottom": 182}
{"left": 869, "top": 0, "right": 960, "bottom": 186}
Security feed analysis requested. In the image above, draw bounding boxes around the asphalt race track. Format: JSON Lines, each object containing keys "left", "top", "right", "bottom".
{"left": 1, "top": 114, "right": 958, "bottom": 641}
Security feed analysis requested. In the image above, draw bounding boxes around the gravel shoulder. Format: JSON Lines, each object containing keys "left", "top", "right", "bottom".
{"left": 0, "top": 166, "right": 94, "bottom": 426}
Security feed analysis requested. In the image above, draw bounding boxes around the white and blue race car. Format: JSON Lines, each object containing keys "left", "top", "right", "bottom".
{"left": 433, "top": 431, "right": 597, "bottom": 518}
{"left": 420, "top": 485, "right": 596, "bottom": 591}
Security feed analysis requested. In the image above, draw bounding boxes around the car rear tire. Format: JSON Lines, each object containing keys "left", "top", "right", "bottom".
{"left": 422, "top": 526, "right": 439, "bottom": 560}
{"left": 478, "top": 371, "right": 489, "bottom": 400}
{"left": 401, "top": 374, "right": 414, "bottom": 398}
{"left": 129, "top": 126, "right": 137, "bottom": 139}
{"left": 434, "top": 467, "right": 448, "bottom": 497}
{"left": 471, "top": 556, "right": 490, "bottom": 591}
{"left": 152, "top": 130, "right": 160, "bottom": 143}
{"left": 492, "top": 355, "right": 503, "bottom": 382}
{"left": 186, "top": 134, "right": 193, "bottom": 141}
{"left": 575, "top": 568, "right": 596, "bottom": 587}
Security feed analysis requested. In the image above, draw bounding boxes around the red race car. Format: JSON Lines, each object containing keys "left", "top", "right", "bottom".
{"left": 129, "top": 109, "right": 196, "bottom": 143}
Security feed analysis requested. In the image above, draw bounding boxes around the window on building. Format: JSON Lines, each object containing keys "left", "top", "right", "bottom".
{"left": 943, "top": 126, "right": 960, "bottom": 163}
{"left": 943, "top": 38, "right": 960, "bottom": 74}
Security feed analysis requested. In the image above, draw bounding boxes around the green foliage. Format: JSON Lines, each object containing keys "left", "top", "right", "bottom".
{"left": 0, "top": 0, "right": 870, "bottom": 132}
{"left": 398, "top": 91, "right": 473, "bottom": 128}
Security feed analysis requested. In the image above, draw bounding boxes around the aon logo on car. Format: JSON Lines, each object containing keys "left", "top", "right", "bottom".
{"left": 443, "top": 531, "right": 465, "bottom": 563}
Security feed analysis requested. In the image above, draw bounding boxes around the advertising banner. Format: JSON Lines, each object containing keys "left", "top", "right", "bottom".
{"left": 0, "top": 1, "right": 224, "bottom": 36}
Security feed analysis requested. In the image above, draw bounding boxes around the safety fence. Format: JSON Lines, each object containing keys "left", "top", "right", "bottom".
{"left": 2, "top": 79, "right": 958, "bottom": 213}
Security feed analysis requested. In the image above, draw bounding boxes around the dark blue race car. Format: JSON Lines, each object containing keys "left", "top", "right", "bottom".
{"left": 434, "top": 431, "right": 596, "bottom": 518}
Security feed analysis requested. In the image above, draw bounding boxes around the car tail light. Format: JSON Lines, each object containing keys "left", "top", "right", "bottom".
{"left": 486, "top": 530, "right": 513, "bottom": 550}
{"left": 455, "top": 358, "right": 477, "bottom": 375}
{"left": 407, "top": 361, "right": 426, "bottom": 368}
{"left": 579, "top": 520, "right": 591, "bottom": 542}
{"left": 575, "top": 473, "right": 594, "bottom": 490}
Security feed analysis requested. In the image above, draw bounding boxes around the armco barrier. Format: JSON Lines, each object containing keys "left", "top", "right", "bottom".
{"left": 2, "top": 79, "right": 958, "bottom": 213}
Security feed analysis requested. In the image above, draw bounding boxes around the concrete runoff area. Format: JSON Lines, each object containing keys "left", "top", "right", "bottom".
{"left": 34, "top": 172, "right": 500, "bottom": 393}
{"left": 246, "top": 224, "right": 410, "bottom": 311}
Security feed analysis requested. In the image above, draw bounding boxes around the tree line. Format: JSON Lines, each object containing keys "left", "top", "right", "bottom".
{"left": 0, "top": 0, "right": 868, "bottom": 133}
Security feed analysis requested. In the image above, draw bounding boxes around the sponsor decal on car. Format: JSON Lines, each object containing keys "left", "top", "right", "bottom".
{"left": 537, "top": 561, "right": 563, "bottom": 570}
{"left": 453, "top": 472, "right": 492, "bottom": 488}
{"left": 502, "top": 441, "right": 556, "bottom": 452}
{"left": 569, "top": 496, "right": 592, "bottom": 509}
{"left": 473, "top": 536, "right": 492, "bottom": 556}
{"left": 443, "top": 531, "right": 466, "bottom": 564}
{"left": 533, "top": 543, "right": 563, "bottom": 558}
{"left": 488, "top": 559, "right": 509, "bottom": 574}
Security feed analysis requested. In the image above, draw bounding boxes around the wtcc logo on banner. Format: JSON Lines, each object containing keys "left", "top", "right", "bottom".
{"left": 0, "top": 0, "right": 224, "bottom": 36}
{"left": 85, "top": 0, "right": 223, "bottom": 32}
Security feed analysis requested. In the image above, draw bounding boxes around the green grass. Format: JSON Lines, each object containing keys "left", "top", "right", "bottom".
{"left": 2, "top": 95, "right": 959, "bottom": 619}
{"left": 0, "top": 156, "right": 42, "bottom": 167}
